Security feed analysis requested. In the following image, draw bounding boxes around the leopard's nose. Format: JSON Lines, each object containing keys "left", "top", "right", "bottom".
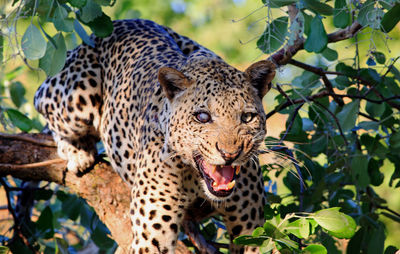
{"left": 216, "top": 142, "right": 242, "bottom": 164}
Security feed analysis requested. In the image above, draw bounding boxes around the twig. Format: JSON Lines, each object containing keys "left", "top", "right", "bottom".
{"left": 377, "top": 205, "right": 400, "bottom": 219}
{"left": 182, "top": 220, "right": 223, "bottom": 254}
{"left": 0, "top": 133, "right": 56, "bottom": 147}
{"left": 266, "top": 90, "right": 329, "bottom": 119}
{"left": 0, "top": 159, "right": 65, "bottom": 169}
{"left": 0, "top": 178, "right": 39, "bottom": 253}
{"left": 382, "top": 56, "right": 400, "bottom": 78}
{"left": 0, "top": 178, "right": 18, "bottom": 223}
{"left": 280, "top": 103, "right": 304, "bottom": 142}
{"left": 359, "top": 112, "right": 379, "bottom": 122}
{"left": 288, "top": 59, "right": 344, "bottom": 106}
{"left": 269, "top": 21, "right": 363, "bottom": 66}
{"left": 275, "top": 83, "right": 294, "bottom": 104}
{"left": 313, "top": 101, "right": 349, "bottom": 146}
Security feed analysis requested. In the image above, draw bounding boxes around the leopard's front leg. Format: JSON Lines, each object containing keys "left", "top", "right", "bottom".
{"left": 129, "top": 163, "right": 188, "bottom": 254}
{"left": 216, "top": 161, "right": 266, "bottom": 254}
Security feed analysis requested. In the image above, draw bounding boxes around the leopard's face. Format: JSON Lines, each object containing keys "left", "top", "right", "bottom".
{"left": 159, "top": 59, "right": 275, "bottom": 200}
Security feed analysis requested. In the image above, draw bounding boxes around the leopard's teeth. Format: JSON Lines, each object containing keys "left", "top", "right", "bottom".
{"left": 211, "top": 165, "right": 217, "bottom": 174}
{"left": 227, "top": 180, "right": 236, "bottom": 190}
{"left": 212, "top": 182, "right": 218, "bottom": 187}
{"left": 235, "top": 166, "right": 241, "bottom": 175}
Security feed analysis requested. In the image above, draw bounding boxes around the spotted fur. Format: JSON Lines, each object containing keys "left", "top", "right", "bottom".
{"left": 34, "top": 19, "right": 276, "bottom": 253}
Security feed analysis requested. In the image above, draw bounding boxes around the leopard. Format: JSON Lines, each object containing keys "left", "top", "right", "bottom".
{"left": 34, "top": 19, "right": 276, "bottom": 253}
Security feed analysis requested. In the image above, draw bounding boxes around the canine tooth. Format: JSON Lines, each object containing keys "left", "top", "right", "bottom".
{"left": 227, "top": 180, "right": 236, "bottom": 190}
{"left": 211, "top": 165, "right": 217, "bottom": 174}
{"left": 235, "top": 166, "right": 241, "bottom": 175}
{"left": 212, "top": 182, "right": 218, "bottom": 187}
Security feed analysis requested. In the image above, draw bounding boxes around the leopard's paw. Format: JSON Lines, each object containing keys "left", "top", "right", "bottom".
{"left": 57, "top": 138, "right": 96, "bottom": 173}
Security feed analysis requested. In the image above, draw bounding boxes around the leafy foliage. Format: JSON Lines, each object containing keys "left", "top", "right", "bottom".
{"left": 234, "top": 208, "right": 356, "bottom": 253}
{"left": 243, "top": 0, "right": 400, "bottom": 252}
{"left": 4, "top": 0, "right": 115, "bottom": 77}
{"left": 1, "top": 0, "right": 400, "bottom": 253}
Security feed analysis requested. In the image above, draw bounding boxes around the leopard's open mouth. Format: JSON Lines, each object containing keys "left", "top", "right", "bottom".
{"left": 194, "top": 155, "right": 240, "bottom": 197}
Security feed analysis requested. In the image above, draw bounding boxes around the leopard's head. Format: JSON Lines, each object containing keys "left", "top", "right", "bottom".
{"left": 158, "top": 58, "right": 275, "bottom": 200}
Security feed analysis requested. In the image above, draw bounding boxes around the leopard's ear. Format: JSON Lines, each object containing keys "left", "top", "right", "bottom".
{"left": 158, "top": 67, "right": 191, "bottom": 101}
{"left": 245, "top": 60, "right": 276, "bottom": 99}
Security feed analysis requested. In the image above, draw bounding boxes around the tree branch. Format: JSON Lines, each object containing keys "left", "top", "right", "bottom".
{"left": 0, "top": 133, "right": 213, "bottom": 253}
{"left": 269, "top": 21, "right": 363, "bottom": 66}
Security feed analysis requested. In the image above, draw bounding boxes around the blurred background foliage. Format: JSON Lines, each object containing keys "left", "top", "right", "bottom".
{"left": 0, "top": 0, "right": 400, "bottom": 253}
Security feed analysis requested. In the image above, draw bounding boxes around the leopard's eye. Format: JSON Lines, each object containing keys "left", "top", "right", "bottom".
{"left": 241, "top": 112, "right": 256, "bottom": 123}
{"left": 194, "top": 112, "right": 212, "bottom": 123}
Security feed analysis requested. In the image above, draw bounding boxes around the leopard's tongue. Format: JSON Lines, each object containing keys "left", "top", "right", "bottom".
{"left": 201, "top": 161, "right": 239, "bottom": 191}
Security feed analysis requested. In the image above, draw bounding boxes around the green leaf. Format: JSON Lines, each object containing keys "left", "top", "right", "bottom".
{"left": 91, "top": 222, "right": 115, "bottom": 249}
{"left": 265, "top": 0, "right": 298, "bottom": 8}
{"left": 252, "top": 227, "right": 265, "bottom": 237}
{"left": 358, "top": 0, "right": 384, "bottom": 29}
{"left": 34, "top": 189, "right": 54, "bottom": 200}
{"left": 80, "top": 0, "right": 102, "bottom": 23}
{"left": 285, "top": 219, "right": 303, "bottom": 238}
{"left": 68, "top": 0, "right": 87, "bottom": 8}
{"left": 304, "top": 0, "right": 334, "bottom": 15}
{"left": 385, "top": 246, "right": 399, "bottom": 254}
{"left": 73, "top": 20, "right": 95, "bottom": 47}
{"left": 368, "top": 158, "right": 384, "bottom": 186}
{"left": 333, "top": 75, "right": 351, "bottom": 89}
{"left": 351, "top": 152, "right": 370, "bottom": 188}
{"left": 358, "top": 121, "right": 379, "bottom": 130}
{"left": 257, "top": 16, "right": 288, "bottom": 54}
{"left": 39, "top": 33, "right": 67, "bottom": 77}
{"left": 360, "top": 68, "right": 381, "bottom": 84}
{"left": 38, "top": 23, "right": 57, "bottom": 49}
{"left": 53, "top": 6, "right": 74, "bottom": 32}
{"left": 366, "top": 101, "right": 385, "bottom": 118}
{"left": 301, "top": 11, "right": 313, "bottom": 36}
{"left": 36, "top": 206, "right": 54, "bottom": 239}
{"left": 312, "top": 208, "right": 356, "bottom": 238}
{"left": 263, "top": 221, "right": 286, "bottom": 238}
{"left": 5, "top": 109, "right": 33, "bottom": 132}
{"left": 94, "top": 0, "right": 112, "bottom": 5}
{"left": 336, "top": 62, "right": 358, "bottom": 76}
{"left": 347, "top": 228, "right": 364, "bottom": 253}
{"left": 299, "top": 218, "right": 310, "bottom": 238}
{"left": 321, "top": 46, "right": 338, "bottom": 61}
{"left": 333, "top": 0, "right": 350, "bottom": 28}
{"left": 292, "top": 71, "right": 321, "bottom": 89}
{"left": 302, "top": 245, "right": 328, "bottom": 254}
{"left": 65, "top": 32, "right": 78, "bottom": 50}
{"left": 372, "top": 51, "right": 386, "bottom": 64}
{"left": 337, "top": 99, "right": 359, "bottom": 132}
{"left": 0, "top": 246, "right": 9, "bottom": 254}
{"left": 381, "top": 3, "right": 400, "bottom": 32}
{"left": 367, "top": 223, "right": 385, "bottom": 254}
{"left": 9, "top": 81, "right": 26, "bottom": 108}
{"left": 234, "top": 235, "right": 268, "bottom": 246}
{"left": 302, "top": 118, "right": 315, "bottom": 131}
{"left": 367, "top": 57, "right": 377, "bottom": 66}
{"left": 389, "top": 132, "right": 400, "bottom": 149}
{"left": 61, "top": 195, "right": 83, "bottom": 220}
{"left": 80, "top": 205, "right": 96, "bottom": 229}
{"left": 5, "top": 66, "right": 24, "bottom": 81}
{"left": 21, "top": 23, "right": 47, "bottom": 60}
{"left": 86, "top": 12, "right": 114, "bottom": 38}
{"left": 304, "top": 16, "right": 328, "bottom": 53}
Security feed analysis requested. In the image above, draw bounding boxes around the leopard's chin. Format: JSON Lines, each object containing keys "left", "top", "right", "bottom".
{"left": 193, "top": 154, "right": 241, "bottom": 198}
